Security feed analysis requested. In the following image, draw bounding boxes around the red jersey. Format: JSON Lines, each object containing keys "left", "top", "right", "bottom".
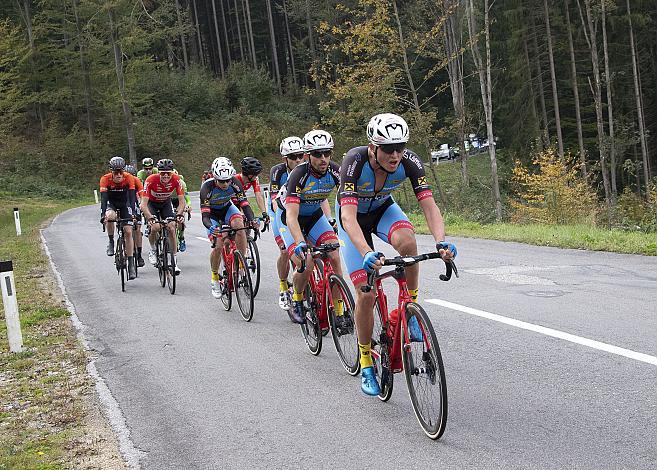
{"left": 143, "top": 173, "right": 183, "bottom": 203}
{"left": 234, "top": 173, "right": 261, "bottom": 193}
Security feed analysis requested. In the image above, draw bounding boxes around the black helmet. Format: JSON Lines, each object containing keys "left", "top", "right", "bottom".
{"left": 109, "top": 156, "right": 126, "bottom": 171}
{"left": 125, "top": 164, "right": 137, "bottom": 176}
{"left": 156, "top": 158, "right": 174, "bottom": 171}
{"left": 240, "top": 156, "right": 262, "bottom": 176}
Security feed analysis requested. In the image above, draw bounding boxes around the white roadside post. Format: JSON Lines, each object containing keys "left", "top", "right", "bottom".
{"left": 262, "top": 184, "right": 270, "bottom": 206}
{"left": 13, "top": 207, "right": 21, "bottom": 236}
{"left": 1, "top": 260, "right": 23, "bottom": 353}
{"left": 94, "top": 189, "right": 99, "bottom": 204}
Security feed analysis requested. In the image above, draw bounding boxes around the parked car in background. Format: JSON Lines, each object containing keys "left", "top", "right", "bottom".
{"left": 430, "top": 144, "right": 457, "bottom": 163}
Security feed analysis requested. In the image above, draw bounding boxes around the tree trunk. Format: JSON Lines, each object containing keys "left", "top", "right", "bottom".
{"left": 266, "top": 0, "right": 282, "bottom": 93}
{"left": 626, "top": 0, "right": 650, "bottom": 192}
{"left": 283, "top": 0, "right": 297, "bottom": 85}
{"left": 601, "top": 0, "right": 616, "bottom": 197}
{"left": 579, "top": 0, "right": 612, "bottom": 213}
{"left": 565, "top": 0, "right": 586, "bottom": 178}
{"left": 244, "top": 0, "right": 257, "bottom": 66}
{"left": 19, "top": 0, "right": 45, "bottom": 134}
{"left": 192, "top": 0, "right": 205, "bottom": 66}
{"left": 306, "top": 0, "right": 321, "bottom": 91}
{"left": 467, "top": 0, "right": 502, "bottom": 221}
{"left": 443, "top": 0, "right": 468, "bottom": 186}
{"left": 108, "top": 8, "right": 137, "bottom": 165}
{"left": 233, "top": 0, "right": 245, "bottom": 61}
{"left": 174, "top": 0, "right": 189, "bottom": 70}
{"left": 72, "top": 0, "right": 94, "bottom": 147}
{"left": 211, "top": 0, "right": 225, "bottom": 78}
{"left": 530, "top": 15, "right": 549, "bottom": 147}
{"left": 220, "top": 0, "right": 231, "bottom": 66}
{"left": 544, "top": 0, "right": 564, "bottom": 157}
{"left": 522, "top": 30, "right": 542, "bottom": 147}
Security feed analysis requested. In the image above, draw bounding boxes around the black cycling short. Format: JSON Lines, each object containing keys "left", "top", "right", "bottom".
{"left": 107, "top": 202, "right": 133, "bottom": 225}
{"left": 147, "top": 200, "right": 175, "bottom": 220}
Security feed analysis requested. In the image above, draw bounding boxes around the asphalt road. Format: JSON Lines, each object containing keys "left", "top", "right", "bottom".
{"left": 43, "top": 200, "right": 657, "bottom": 469}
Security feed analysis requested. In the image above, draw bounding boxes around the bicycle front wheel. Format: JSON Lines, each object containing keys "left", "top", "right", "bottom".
{"left": 246, "top": 236, "right": 261, "bottom": 297}
{"left": 300, "top": 267, "right": 322, "bottom": 355}
{"left": 327, "top": 274, "right": 359, "bottom": 376}
{"left": 165, "top": 236, "right": 176, "bottom": 295}
{"left": 219, "top": 256, "right": 231, "bottom": 311}
{"left": 233, "top": 251, "right": 254, "bottom": 321}
{"left": 115, "top": 236, "right": 126, "bottom": 292}
{"left": 401, "top": 302, "right": 448, "bottom": 440}
{"left": 157, "top": 237, "right": 166, "bottom": 288}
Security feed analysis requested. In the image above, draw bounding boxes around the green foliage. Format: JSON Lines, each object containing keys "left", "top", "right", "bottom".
{"left": 0, "top": 19, "right": 29, "bottom": 135}
{"left": 615, "top": 183, "right": 657, "bottom": 233}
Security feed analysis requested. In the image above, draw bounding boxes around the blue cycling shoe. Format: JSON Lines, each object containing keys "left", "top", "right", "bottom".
{"left": 361, "top": 366, "right": 381, "bottom": 396}
{"left": 290, "top": 300, "right": 306, "bottom": 324}
{"left": 178, "top": 239, "right": 186, "bottom": 252}
{"left": 408, "top": 315, "right": 424, "bottom": 342}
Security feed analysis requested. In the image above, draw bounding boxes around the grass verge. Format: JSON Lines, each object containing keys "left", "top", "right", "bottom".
{"left": 407, "top": 212, "right": 657, "bottom": 256}
{"left": 0, "top": 195, "right": 124, "bottom": 469}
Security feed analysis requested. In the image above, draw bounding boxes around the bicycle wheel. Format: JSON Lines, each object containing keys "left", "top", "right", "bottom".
{"left": 165, "top": 236, "right": 176, "bottom": 295}
{"left": 219, "top": 255, "right": 232, "bottom": 311}
{"left": 233, "top": 251, "right": 254, "bottom": 322}
{"left": 327, "top": 274, "right": 360, "bottom": 376}
{"left": 372, "top": 300, "right": 394, "bottom": 401}
{"left": 401, "top": 302, "right": 448, "bottom": 440}
{"left": 157, "top": 236, "right": 166, "bottom": 288}
{"left": 246, "top": 236, "right": 261, "bottom": 297}
{"left": 115, "top": 235, "right": 126, "bottom": 292}
{"left": 300, "top": 267, "right": 322, "bottom": 355}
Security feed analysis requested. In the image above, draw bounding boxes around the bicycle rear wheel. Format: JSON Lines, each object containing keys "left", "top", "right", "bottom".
{"left": 401, "top": 302, "right": 448, "bottom": 440}
{"left": 300, "top": 266, "right": 322, "bottom": 355}
{"left": 165, "top": 236, "right": 176, "bottom": 295}
{"left": 372, "top": 300, "right": 394, "bottom": 401}
{"left": 246, "top": 236, "right": 261, "bottom": 297}
{"left": 233, "top": 251, "right": 254, "bottom": 321}
{"left": 327, "top": 274, "right": 359, "bottom": 376}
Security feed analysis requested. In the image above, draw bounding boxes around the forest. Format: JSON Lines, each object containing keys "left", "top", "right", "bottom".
{"left": 1, "top": 0, "right": 656, "bottom": 231}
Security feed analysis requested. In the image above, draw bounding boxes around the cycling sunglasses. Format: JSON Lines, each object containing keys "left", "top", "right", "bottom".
{"left": 159, "top": 171, "right": 173, "bottom": 177}
{"left": 378, "top": 143, "right": 406, "bottom": 154}
{"left": 215, "top": 178, "right": 231, "bottom": 184}
{"left": 112, "top": 169, "right": 124, "bottom": 175}
{"left": 286, "top": 153, "right": 304, "bottom": 161}
{"left": 309, "top": 150, "right": 332, "bottom": 158}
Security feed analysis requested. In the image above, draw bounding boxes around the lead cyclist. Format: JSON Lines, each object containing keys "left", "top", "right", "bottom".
{"left": 336, "top": 113, "right": 457, "bottom": 396}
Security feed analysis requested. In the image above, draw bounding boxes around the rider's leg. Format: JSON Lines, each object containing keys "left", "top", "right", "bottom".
{"left": 105, "top": 209, "right": 117, "bottom": 255}
{"left": 124, "top": 224, "right": 134, "bottom": 257}
{"left": 389, "top": 228, "right": 418, "bottom": 296}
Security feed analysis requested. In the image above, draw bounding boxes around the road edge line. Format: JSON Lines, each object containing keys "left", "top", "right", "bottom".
{"left": 40, "top": 229, "right": 145, "bottom": 469}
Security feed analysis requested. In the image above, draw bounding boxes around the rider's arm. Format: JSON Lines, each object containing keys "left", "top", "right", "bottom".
{"left": 199, "top": 181, "right": 215, "bottom": 229}
{"left": 232, "top": 178, "right": 255, "bottom": 221}
{"left": 419, "top": 197, "right": 446, "bottom": 243}
{"left": 173, "top": 176, "right": 185, "bottom": 215}
{"left": 140, "top": 176, "right": 153, "bottom": 220}
{"left": 404, "top": 151, "right": 444, "bottom": 242}
{"left": 337, "top": 151, "right": 371, "bottom": 255}
{"left": 253, "top": 183, "right": 267, "bottom": 214}
{"left": 339, "top": 203, "right": 372, "bottom": 256}
{"left": 99, "top": 175, "right": 109, "bottom": 217}
{"left": 286, "top": 202, "right": 304, "bottom": 245}
{"left": 320, "top": 199, "right": 332, "bottom": 219}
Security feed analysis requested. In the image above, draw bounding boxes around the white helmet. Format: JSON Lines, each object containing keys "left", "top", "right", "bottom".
{"left": 303, "top": 129, "right": 334, "bottom": 152}
{"left": 280, "top": 136, "right": 304, "bottom": 156}
{"left": 367, "top": 113, "right": 409, "bottom": 145}
{"left": 211, "top": 157, "right": 236, "bottom": 181}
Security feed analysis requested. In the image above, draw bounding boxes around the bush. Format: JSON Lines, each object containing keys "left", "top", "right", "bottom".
{"left": 615, "top": 182, "right": 657, "bottom": 232}
{"left": 510, "top": 148, "right": 598, "bottom": 225}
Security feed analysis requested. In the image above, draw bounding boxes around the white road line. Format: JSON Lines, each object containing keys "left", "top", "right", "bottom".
{"left": 425, "top": 298, "right": 657, "bottom": 367}
{"left": 195, "top": 236, "right": 210, "bottom": 243}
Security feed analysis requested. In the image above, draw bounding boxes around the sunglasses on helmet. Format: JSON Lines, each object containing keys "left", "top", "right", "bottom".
{"left": 286, "top": 153, "right": 304, "bottom": 161}
{"left": 378, "top": 143, "right": 406, "bottom": 154}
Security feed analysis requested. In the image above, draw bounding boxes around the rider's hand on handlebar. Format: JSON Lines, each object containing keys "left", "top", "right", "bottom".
{"left": 436, "top": 242, "right": 457, "bottom": 261}
{"left": 148, "top": 216, "right": 157, "bottom": 226}
{"left": 293, "top": 241, "right": 307, "bottom": 259}
{"left": 362, "top": 251, "right": 384, "bottom": 273}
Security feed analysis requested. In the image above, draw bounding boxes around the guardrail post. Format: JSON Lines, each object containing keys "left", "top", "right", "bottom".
{"left": 1, "top": 260, "right": 23, "bottom": 353}
{"left": 13, "top": 208, "right": 22, "bottom": 236}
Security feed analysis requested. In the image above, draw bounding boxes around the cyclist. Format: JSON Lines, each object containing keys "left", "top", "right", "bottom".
{"left": 99, "top": 156, "right": 137, "bottom": 279}
{"left": 269, "top": 136, "right": 304, "bottom": 311}
{"left": 233, "top": 156, "right": 269, "bottom": 228}
{"left": 200, "top": 157, "right": 256, "bottom": 299}
{"left": 336, "top": 113, "right": 456, "bottom": 396}
{"left": 201, "top": 167, "right": 213, "bottom": 184}
{"left": 125, "top": 164, "right": 146, "bottom": 267}
{"left": 137, "top": 157, "right": 158, "bottom": 184}
{"left": 140, "top": 159, "right": 186, "bottom": 275}
{"left": 274, "top": 130, "right": 345, "bottom": 325}
{"left": 171, "top": 169, "right": 192, "bottom": 252}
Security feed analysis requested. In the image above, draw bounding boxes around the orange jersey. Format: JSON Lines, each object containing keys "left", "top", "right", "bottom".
{"left": 143, "top": 173, "right": 183, "bottom": 203}
{"left": 99, "top": 172, "right": 135, "bottom": 196}
{"left": 127, "top": 173, "right": 144, "bottom": 197}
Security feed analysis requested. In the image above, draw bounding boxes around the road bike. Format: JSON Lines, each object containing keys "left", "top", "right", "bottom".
{"left": 296, "top": 243, "right": 360, "bottom": 375}
{"left": 244, "top": 216, "right": 267, "bottom": 298}
{"left": 152, "top": 217, "right": 178, "bottom": 295}
{"left": 211, "top": 226, "right": 254, "bottom": 322}
{"left": 361, "top": 252, "right": 457, "bottom": 439}
{"left": 113, "top": 218, "right": 135, "bottom": 292}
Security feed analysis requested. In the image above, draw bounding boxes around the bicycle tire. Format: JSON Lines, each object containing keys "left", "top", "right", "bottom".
{"left": 157, "top": 235, "right": 166, "bottom": 288}
{"left": 219, "top": 256, "right": 232, "bottom": 311}
{"left": 246, "top": 236, "right": 261, "bottom": 297}
{"left": 300, "top": 266, "right": 322, "bottom": 355}
{"left": 401, "top": 302, "right": 448, "bottom": 440}
{"left": 165, "top": 236, "right": 176, "bottom": 295}
{"left": 327, "top": 274, "right": 360, "bottom": 376}
{"left": 115, "top": 235, "right": 126, "bottom": 292}
{"left": 233, "top": 251, "right": 254, "bottom": 321}
{"left": 372, "top": 300, "right": 394, "bottom": 401}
